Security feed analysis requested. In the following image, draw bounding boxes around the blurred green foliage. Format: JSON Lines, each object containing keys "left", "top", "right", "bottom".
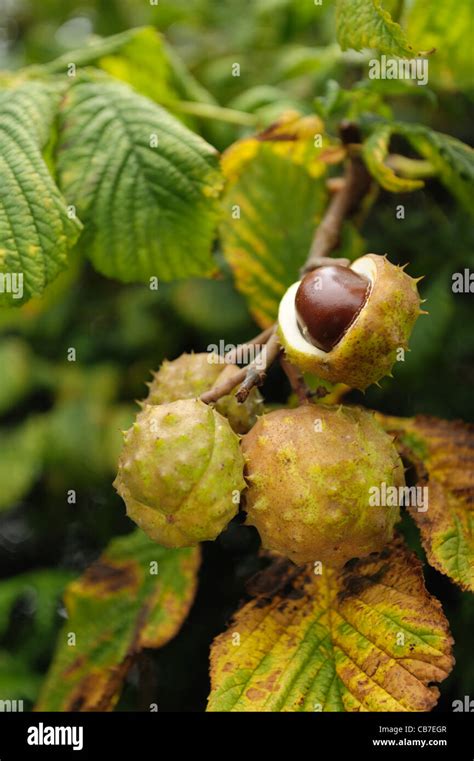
{"left": 0, "top": 0, "right": 472, "bottom": 711}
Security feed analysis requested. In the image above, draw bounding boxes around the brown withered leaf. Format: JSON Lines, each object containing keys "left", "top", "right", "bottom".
{"left": 378, "top": 414, "right": 474, "bottom": 592}
{"left": 207, "top": 537, "right": 453, "bottom": 712}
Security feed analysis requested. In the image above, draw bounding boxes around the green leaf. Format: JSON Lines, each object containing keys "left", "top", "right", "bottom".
{"left": 208, "top": 537, "right": 453, "bottom": 712}
{"left": 398, "top": 123, "right": 474, "bottom": 215}
{"left": 96, "top": 28, "right": 176, "bottom": 106}
{"left": 36, "top": 531, "right": 200, "bottom": 711}
{"left": 33, "top": 27, "right": 214, "bottom": 109}
{"left": 362, "top": 120, "right": 474, "bottom": 213}
{"left": 0, "top": 82, "right": 82, "bottom": 305}
{"left": 220, "top": 112, "right": 332, "bottom": 327}
{"left": 336, "top": 0, "right": 415, "bottom": 57}
{"left": 0, "top": 653, "right": 42, "bottom": 703}
{"left": 56, "top": 74, "right": 223, "bottom": 283}
{"left": 30, "top": 28, "right": 158, "bottom": 76}
{"left": 0, "top": 418, "right": 46, "bottom": 512}
{"left": 377, "top": 415, "right": 474, "bottom": 591}
{"left": 406, "top": 0, "right": 474, "bottom": 90}
{"left": 363, "top": 123, "right": 425, "bottom": 192}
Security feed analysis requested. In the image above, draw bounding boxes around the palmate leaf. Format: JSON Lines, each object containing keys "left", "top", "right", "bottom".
{"left": 36, "top": 530, "right": 200, "bottom": 711}
{"left": 207, "top": 537, "right": 453, "bottom": 712}
{"left": 56, "top": 73, "right": 223, "bottom": 283}
{"left": 220, "top": 112, "right": 338, "bottom": 327}
{"left": 336, "top": 0, "right": 415, "bottom": 57}
{"left": 378, "top": 414, "right": 474, "bottom": 592}
{"left": 0, "top": 82, "right": 82, "bottom": 305}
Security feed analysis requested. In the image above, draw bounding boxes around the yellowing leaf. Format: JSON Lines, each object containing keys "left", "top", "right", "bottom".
{"left": 377, "top": 414, "right": 474, "bottom": 592}
{"left": 363, "top": 120, "right": 474, "bottom": 214}
{"left": 36, "top": 531, "right": 200, "bottom": 711}
{"left": 97, "top": 28, "right": 177, "bottom": 107}
{"left": 363, "top": 124, "right": 425, "bottom": 192}
{"left": 207, "top": 537, "right": 453, "bottom": 712}
{"left": 221, "top": 112, "right": 334, "bottom": 327}
{"left": 336, "top": 0, "right": 415, "bottom": 57}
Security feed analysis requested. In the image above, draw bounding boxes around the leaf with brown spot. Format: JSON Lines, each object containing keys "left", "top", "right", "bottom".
{"left": 377, "top": 413, "right": 474, "bottom": 592}
{"left": 207, "top": 537, "right": 453, "bottom": 712}
{"left": 35, "top": 530, "right": 200, "bottom": 711}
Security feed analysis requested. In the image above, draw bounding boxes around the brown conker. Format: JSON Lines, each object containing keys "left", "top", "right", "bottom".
{"left": 295, "top": 265, "right": 370, "bottom": 352}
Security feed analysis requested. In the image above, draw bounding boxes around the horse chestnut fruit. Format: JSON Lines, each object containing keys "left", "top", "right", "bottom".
{"left": 278, "top": 254, "right": 422, "bottom": 390}
{"left": 145, "top": 353, "right": 221, "bottom": 405}
{"left": 114, "top": 399, "right": 245, "bottom": 547}
{"left": 241, "top": 404, "right": 404, "bottom": 567}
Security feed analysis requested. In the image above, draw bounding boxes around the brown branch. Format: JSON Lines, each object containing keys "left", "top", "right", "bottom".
{"left": 280, "top": 356, "right": 311, "bottom": 405}
{"left": 326, "top": 177, "right": 347, "bottom": 194}
{"left": 224, "top": 326, "right": 274, "bottom": 365}
{"left": 200, "top": 366, "right": 246, "bottom": 405}
{"left": 302, "top": 124, "right": 371, "bottom": 275}
{"left": 200, "top": 328, "right": 280, "bottom": 405}
{"left": 235, "top": 330, "right": 281, "bottom": 403}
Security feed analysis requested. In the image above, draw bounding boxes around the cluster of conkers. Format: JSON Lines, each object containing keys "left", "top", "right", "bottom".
{"left": 114, "top": 253, "right": 422, "bottom": 568}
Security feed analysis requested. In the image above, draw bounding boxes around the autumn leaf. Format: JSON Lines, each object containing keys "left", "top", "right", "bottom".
{"left": 207, "top": 537, "right": 453, "bottom": 712}
{"left": 377, "top": 414, "right": 474, "bottom": 592}
{"left": 220, "top": 111, "right": 342, "bottom": 328}
{"left": 36, "top": 530, "right": 200, "bottom": 711}
{"left": 336, "top": 0, "right": 416, "bottom": 58}
{"left": 363, "top": 124, "right": 425, "bottom": 192}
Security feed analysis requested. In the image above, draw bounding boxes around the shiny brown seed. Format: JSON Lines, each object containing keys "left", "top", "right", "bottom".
{"left": 295, "top": 265, "right": 370, "bottom": 352}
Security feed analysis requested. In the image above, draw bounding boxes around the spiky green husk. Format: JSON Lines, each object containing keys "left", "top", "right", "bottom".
{"left": 215, "top": 365, "right": 264, "bottom": 434}
{"left": 278, "top": 254, "right": 421, "bottom": 390}
{"left": 114, "top": 399, "right": 246, "bottom": 547}
{"left": 242, "top": 404, "right": 403, "bottom": 567}
{"left": 145, "top": 353, "right": 221, "bottom": 404}
{"left": 145, "top": 352, "right": 262, "bottom": 434}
